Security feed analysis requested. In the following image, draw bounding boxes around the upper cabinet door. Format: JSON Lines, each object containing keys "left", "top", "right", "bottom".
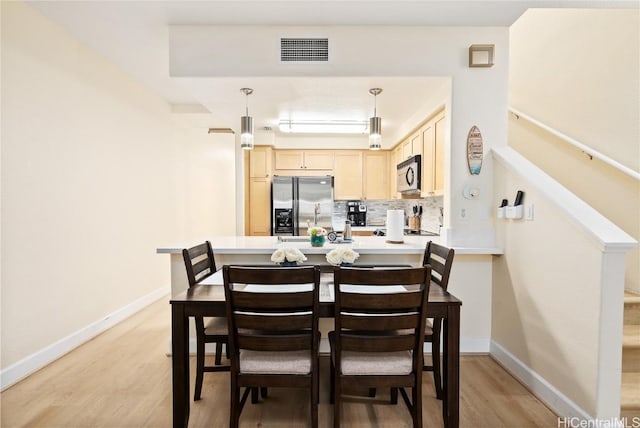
{"left": 303, "top": 150, "right": 334, "bottom": 170}
{"left": 363, "top": 152, "right": 389, "bottom": 200}
{"left": 402, "top": 137, "right": 413, "bottom": 159}
{"left": 420, "top": 110, "right": 445, "bottom": 196}
{"left": 402, "top": 132, "right": 422, "bottom": 160}
{"left": 433, "top": 115, "right": 446, "bottom": 194}
{"left": 249, "top": 146, "right": 272, "bottom": 178}
{"left": 274, "top": 150, "right": 334, "bottom": 170}
{"left": 410, "top": 132, "right": 422, "bottom": 157}
{"left": 274, "top": 150, "right": 304, "bottom": 170}
{"left": 390, "top": 144, "right": 403, "bottom": 199}
{"left": 421, "top": 123, "right": 435, "bottom": 195}
{"left": 334, "top": 151, "right": 363, "bottom": 200}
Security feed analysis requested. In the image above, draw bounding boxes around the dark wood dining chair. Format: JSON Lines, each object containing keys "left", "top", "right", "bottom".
{"left": 182, "top": 241, "right": 230, "bottom": 401}
{"left": 422, "top": 240, "right": 455, "bottom": 400}
{"left": 223, "top": 265, "right": 321, "bottom": 428}
{"left": 330, "top": 266, "right": 431, "bottom": 428}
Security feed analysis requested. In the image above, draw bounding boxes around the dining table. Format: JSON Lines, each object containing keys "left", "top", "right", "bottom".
{"left": 170, "top": 267, "right": 462, "bottom": 428}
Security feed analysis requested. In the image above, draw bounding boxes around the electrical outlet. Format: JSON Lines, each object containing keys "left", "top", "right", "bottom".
{"left": 525, "top": 203, "right": 534, "bottom": 221}
{"left": 459, "top": 208, "right": 468, "bottom": 220}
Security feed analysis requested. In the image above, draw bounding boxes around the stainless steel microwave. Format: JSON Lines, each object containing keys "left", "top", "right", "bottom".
{"left": 397, "top": 155, "right": 421, "bottom": 194}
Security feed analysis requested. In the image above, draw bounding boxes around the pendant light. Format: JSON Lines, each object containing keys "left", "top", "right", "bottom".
{"left": 240, "top": 88, "right": 254, "bottom": 150}
{"left": 368, "top": 88, "right": 382, "bottom": 150}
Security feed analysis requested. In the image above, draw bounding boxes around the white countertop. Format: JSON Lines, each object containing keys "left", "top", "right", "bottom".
{"left": 350, "top": 226, "right": 382, "bottom": 232}
{"left": 157, "top": 235, "right": 503, "bottom": 256}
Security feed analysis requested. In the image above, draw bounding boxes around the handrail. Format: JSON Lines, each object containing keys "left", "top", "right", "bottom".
{"left": 508, "top": 107, "right": 640, "bottom": 181}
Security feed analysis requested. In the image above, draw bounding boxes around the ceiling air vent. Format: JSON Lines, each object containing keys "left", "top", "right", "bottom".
{"left": 280, "top": 38, "right": 329, "bottom": 62}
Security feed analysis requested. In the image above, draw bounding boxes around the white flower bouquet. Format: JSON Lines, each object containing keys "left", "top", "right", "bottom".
{"left": 325, "top": 247, "right": 360, "bottom": 266}
{"left": 271, "top": 247, "right": 307, "bottom": 265}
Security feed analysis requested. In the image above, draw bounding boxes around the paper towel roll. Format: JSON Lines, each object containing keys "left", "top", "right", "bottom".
{"left": 386, "top": 209, "right": 405, "bottom": 244}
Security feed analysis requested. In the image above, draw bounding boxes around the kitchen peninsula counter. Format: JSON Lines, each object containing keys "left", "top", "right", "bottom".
{"left": 158, "top": 235, "right": 501, "bottom": 353}
{"left": 157, "top": 235, "right": 502, "bottom": 257}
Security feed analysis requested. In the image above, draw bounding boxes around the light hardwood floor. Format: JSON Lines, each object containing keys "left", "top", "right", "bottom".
{"left": 1, "top": 297, "right": 558, "bottom": 427}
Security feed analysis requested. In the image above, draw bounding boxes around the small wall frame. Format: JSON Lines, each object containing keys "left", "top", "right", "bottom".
{"left": 469, "top": 44, "right": 495, "bottom": 68}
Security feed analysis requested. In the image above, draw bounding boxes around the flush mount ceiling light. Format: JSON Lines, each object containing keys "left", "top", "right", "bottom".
{"left": 278, "top": 120, "right": 368, "bottom": 134}
{"left": 368, "top": 88, "right": 383, "bottom": 150}
{"left": 240, "top": 88, "right": 254, "bottom": 150}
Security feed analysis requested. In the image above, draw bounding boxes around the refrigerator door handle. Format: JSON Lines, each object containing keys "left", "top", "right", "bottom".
{"left": 293, "top": 178, "right": 299, "bottom": 236}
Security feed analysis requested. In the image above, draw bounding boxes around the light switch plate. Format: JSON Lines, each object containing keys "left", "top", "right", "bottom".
{"left": 525, "top": 204, "right": 534, "bottom": 221}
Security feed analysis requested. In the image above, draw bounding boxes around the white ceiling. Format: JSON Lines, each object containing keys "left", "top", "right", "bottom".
{"left": 26, "top": 0, "right": 636, "bottom": 143}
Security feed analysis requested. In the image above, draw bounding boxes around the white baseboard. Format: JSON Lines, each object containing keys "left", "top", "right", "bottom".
{"left": 1, "top": 286, "right": 169, "bottom": 391}
{"left": 490, "top": 340, "right": 591, "bottom": 420}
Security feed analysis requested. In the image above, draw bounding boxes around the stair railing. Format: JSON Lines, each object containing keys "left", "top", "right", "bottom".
{"left": 509, "top": 107, "right": 640, "bottom": 182}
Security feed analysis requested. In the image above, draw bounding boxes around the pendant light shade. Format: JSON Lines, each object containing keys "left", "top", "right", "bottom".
{"left": 369, "top": 116, "right": 382, "bottom": 150}
{"left": 240, "top": 88, "right": 254, "bottom": 150}
{"left": 368, "top": 88, "right": 382, "bottom": 150}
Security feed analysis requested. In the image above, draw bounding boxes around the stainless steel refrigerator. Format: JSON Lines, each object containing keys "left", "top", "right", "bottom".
{"left": 272, "top": 176, "right": 334, "bottom": 236}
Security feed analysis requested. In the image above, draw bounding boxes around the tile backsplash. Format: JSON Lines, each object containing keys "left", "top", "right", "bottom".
{"left": 332, "top": 196, "right": 443, "bottom": 234}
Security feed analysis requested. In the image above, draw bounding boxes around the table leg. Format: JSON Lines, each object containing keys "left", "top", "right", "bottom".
{"left": 442, "top": 306, "right": 460, "bottom": 428}
{"left": 172, "top": 303, "right": 190, "bottom": 428}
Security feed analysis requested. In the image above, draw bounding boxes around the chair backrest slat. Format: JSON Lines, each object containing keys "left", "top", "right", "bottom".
{"left": 235, "top": 313, "right": 313, "bottom": 330}
{"left": 341, "top": 313, "right": 420, "bottom": 331}
{"left": 225, "top": 266, "right": 316, "bottom": 285}
{"left": 339, "top": 289, "right": 423, "bottom": 310}
{"left": 422, "top": 241, "right": 455, "bottom": 291}
{"left": 341, "top": 334, "right": 416, "bottom": 353}
{"left": 237, "top": 334, "right": 312, "bottom": 352}
{"left": 338, "top": 267, "right": 426, "bottom": 286}
{"left": 231, "top": 290, "right": 315, "bottom": 310}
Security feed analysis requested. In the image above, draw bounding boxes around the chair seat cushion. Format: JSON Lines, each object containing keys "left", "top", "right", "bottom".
{"left": 424, "top": 319, "right": 433, "bottom": 336}
{"left": 204, "top": 317, "right": 228, "bottom": 336}
{"left": 339, "top": 350, "right": 413, "bottom": 375}
{"left": 239, "top": 350, "right": 311, "bottom": 375}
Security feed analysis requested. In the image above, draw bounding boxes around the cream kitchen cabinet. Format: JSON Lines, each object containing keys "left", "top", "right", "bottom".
{"left": 402, "top": 131, "right": 422, "bottom": 160}
{"left": 274, "top": 150, "right": 334, "bottom": 171}
{"left": 363, "top": 151, "right": 389, "bottom": 200}
{"left": 247, "top": 146, "right": 272, "bottom": 236}
{"left": 248, "top": 177, "right": 271, "bottom": 235}
{"left": 249, "top": 146, "right": 272, "bottom": 178}
{"left": 421, "top": 110, "right": 445, "bottom": 196}
{"left": 333, "top": 151, "right": 363, "bottom": 200}
{"left": 390, "top": 144, "right": 403, "bottom": 199}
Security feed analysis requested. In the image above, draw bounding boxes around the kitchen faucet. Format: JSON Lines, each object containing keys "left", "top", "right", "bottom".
{"left": 313, "top": 203, "right": 320, "bottom": 226}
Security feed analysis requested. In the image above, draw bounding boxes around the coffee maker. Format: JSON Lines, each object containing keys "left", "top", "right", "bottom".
{"left": 346, "top": 201, "right": 367, "bottom": 226}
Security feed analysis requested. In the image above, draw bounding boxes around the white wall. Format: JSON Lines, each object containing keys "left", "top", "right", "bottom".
{"left": 1, "top": 2, "right": 235, "bottom": 379}
{"left": 509, "top": 8, "right": 639, "bottom": 293}
{"left": 169, "top": 25, "right": 510, "bottom": 247}
{"left": 510, "top": 9, "right": 639, "bottom": 171}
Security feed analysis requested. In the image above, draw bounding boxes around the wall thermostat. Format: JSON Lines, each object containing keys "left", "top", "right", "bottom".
{"left": 462, "top": 186, "right": 480, "bottom": 199}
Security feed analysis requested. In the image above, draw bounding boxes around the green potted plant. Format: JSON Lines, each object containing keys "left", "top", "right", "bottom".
{"left": 307, "top": 227, "right": 328, "bottom": 247}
